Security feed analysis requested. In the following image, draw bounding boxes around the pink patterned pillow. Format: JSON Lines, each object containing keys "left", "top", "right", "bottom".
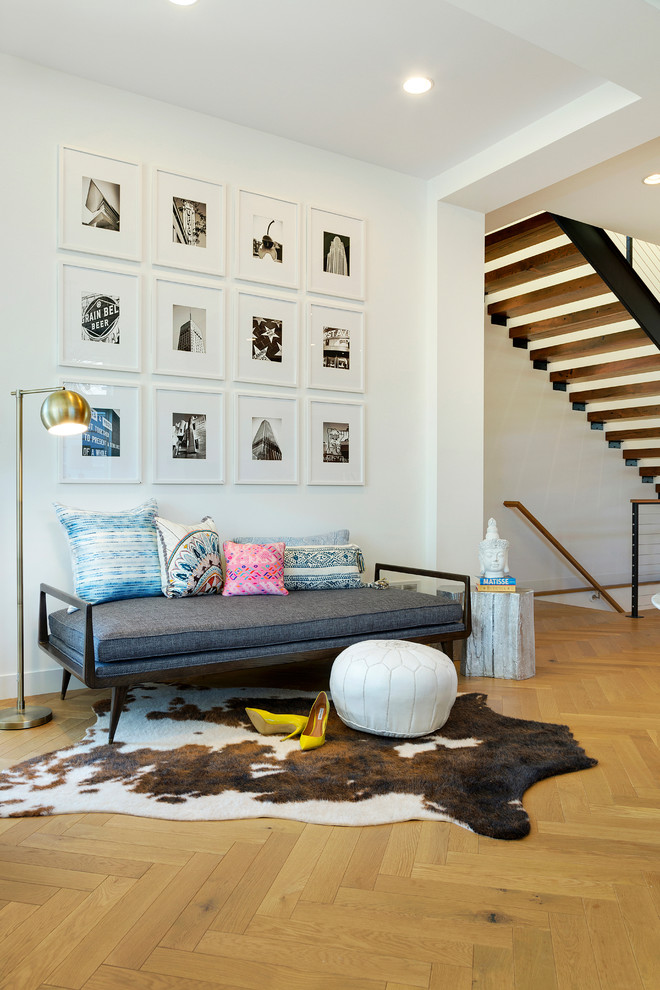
{"left": 222, "top": 541, "right": 288, "bottom": 597}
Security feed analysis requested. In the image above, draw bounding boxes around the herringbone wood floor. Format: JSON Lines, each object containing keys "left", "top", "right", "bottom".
{"left": 0, "top": 601, "right": 659, "bottom": 989}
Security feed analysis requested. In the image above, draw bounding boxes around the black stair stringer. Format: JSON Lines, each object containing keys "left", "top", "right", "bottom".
{"left": 550, "top": 213, "right": 660, "bottom": 351}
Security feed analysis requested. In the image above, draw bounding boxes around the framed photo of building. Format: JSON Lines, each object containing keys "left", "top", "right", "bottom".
{"left": 308, "top": 302, "right": 364, "bottom": 392}
{"left": 153, "top": 386, "right": 224, "bottom": 484}
{"left": 58, "top": 146, "right": 142, "bottom": 261}
{"left": 59, "top": 262, "right": 141, "bottom": 373}
{"left": 153, "top": 168, "right": 225, "bottom": 276}
{"left": 235, "top": 290, "right": 298, "bottom": 388}
{"left": 59, "top": 380, "right": 141, "bottom": 483}
{"left": 235, "top": 393, "right": 298, "bottom": 485}
{"left": 307, "top": 207, "right": 365, "bottom": 300}
{"left": 308, "top": 399, "right": 364, "bottom": 485}
{"left": 235, "top": 189, "right": 299, "bottom": 289}
{"left": 153, "top": 276, "right": 225, "bottom": 380}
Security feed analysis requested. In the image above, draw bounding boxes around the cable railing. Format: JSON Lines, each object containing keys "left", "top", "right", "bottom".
{"left": 630, "top": 499, "right": 660, "bottom": 617}
{"left": 608, "top": 230, "right": 660, "bottom": 306}
{"left": 503, "top": 501, "right": 625, "bottom": 613}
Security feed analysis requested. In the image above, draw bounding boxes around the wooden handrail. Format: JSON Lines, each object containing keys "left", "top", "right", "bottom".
{"left": 503, "top": 500, "right": 625, "bottom": 613}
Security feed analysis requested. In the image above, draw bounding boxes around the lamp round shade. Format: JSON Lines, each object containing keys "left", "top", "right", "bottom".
{"left": 40, "top": 389, "right": 91, "bottom": 435}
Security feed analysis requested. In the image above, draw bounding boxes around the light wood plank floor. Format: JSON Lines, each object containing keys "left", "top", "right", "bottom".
{"left": 0, "top": 601, "right": 659, "bottom": 989}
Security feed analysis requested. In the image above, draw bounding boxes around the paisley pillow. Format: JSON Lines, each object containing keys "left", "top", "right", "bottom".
{"left": 222, "top": 542, "right": 288, "bottom": 597}
{"left": 154, "top": 516, "right": 222, "bottom": 597}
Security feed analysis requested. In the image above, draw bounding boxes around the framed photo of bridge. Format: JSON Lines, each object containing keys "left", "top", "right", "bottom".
{"left": 59, "top": 380, "right": 141, "bottom": 484}
{"left": 59, "top": 146, "right": 142, "bottom": 261}
{"left": 59, "top": 261, "right": 141, "bottom": 373}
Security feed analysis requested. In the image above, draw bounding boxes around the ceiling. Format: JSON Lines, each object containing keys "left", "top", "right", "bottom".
{"left": 2, "top": 0, "right": 660, "bottom": 237}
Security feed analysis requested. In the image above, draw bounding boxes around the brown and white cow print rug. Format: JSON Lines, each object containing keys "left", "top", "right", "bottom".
{"left": 0, "top": 685, "right": 597, "bottom": 839}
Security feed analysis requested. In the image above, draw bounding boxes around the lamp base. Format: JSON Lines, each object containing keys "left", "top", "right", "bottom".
{"left": 0, "top": 706, "right": 53, "bottom": 730}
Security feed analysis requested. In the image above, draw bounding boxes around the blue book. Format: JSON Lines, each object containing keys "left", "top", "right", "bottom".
{"left": 476, "top": 575, "right": 516, "bottom": 585}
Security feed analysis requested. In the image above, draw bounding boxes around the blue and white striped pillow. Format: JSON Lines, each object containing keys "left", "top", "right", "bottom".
{"left": 283, "top": 544, "right": 365, "bottom": 591}
{"left": 54, "top": 499, "right": 162, "bottom": 605}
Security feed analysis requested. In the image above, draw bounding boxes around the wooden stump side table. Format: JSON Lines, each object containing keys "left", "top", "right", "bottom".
{"left": 460, "top": 588, "right": 535, "bottom": 680}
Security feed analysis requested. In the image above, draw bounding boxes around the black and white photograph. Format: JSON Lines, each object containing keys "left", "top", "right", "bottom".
{"left": 172, "top": 197, "right": 206, "bottom": 247}
{"left": 323, "top": 230, "right": 350, "bottom": 276}
{"left": 154, "top": 386, "right": 224, "bottom": 484}
{"left": 153, "top": 276, "right": 224, "bottom": 379}
{"left": 153, "top": 168, "right": 225, "bottom": 275}
{"left": 173, "top": 304, "right": 206, "bottom": 353}
{"left": 308, "top": 302, "right": 364, "bottom": 392}
{"left": 323, "top": 421, "right": 349, "bottom": 462}
{"left": 252, "top": 417, "right": 283, "bottom": 460}
{"left": 236, "top": 189, "right": 299, "bottom": 288}
{"left": 252, "top": 316, "right": 282, "bottom": 363}
{"left": 252, "top": 216, "right": 283, "bottom": 263}
{"left": 82, "top": 177, "right": 120, "bottom": 231}
{"left": 308, "top": 399, "right": 364, "bottom": 485}
{"left": 59, "top": 146, "right": 141, "bottom": 260}
{"left": 60, "top": 262, "right": 141, "bottom": 372}
{"left": 236, "top": 393, "right": 298, "bottom": 484}
{"left": 236, "top": 290, "right": 298, "bottom": 387}
{"left": 172, "top": 413, "right": 206, "bottom": 459}
{"left": 82, "top": 407, "right": 121, "bottom": 457}
{"left": 308, "top": 206, "right": 365, "bottom": 300}
{"left": 60, "top": 380, "right": 141, "bottom": 484}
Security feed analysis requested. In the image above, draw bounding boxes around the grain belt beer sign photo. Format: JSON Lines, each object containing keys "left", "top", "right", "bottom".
{"left": 81, "top": 293, "right": 120, "bottom": 342}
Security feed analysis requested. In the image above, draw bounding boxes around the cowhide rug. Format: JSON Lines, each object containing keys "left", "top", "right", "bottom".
{"left": 0, "top": 685, "right": 597, "bottom": 840}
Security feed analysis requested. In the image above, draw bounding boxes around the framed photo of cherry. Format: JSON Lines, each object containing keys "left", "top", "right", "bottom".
{"left": 235, "top": 189, "right": 300, "bottom": 289}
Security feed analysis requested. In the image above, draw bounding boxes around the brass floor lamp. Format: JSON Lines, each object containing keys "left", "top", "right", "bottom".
{"left": 0, "top": 387, "right": 91, "bottom": 730}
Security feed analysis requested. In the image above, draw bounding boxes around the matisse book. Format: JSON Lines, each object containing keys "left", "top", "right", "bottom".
{"left": 475, "top": 575, "right": 516, "bottom": 586}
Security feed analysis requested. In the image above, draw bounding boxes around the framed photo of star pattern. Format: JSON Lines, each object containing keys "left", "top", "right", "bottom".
{"left": 234, "top": 289, "right": 299, "bottom": 388}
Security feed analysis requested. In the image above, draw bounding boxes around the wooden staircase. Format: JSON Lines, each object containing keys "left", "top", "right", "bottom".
{"left": 485, "top": 213, "right": 660, "bottom": 495}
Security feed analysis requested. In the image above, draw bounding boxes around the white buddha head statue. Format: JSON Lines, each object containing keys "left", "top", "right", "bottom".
{"left": 478, "top": 517, "right": 509, "bottom": 578}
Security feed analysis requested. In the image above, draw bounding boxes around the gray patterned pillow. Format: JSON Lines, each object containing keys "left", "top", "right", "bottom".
{"left": 233, "top": 529, "right": 349, "bottom": 546}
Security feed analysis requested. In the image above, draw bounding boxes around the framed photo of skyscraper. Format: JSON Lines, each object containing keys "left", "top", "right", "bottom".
{"left": 153, "top": 386, "right": 224, "bottom": 484}
{"left": 153, "top": 276, "right": 225, "bottom": 380}
{"left": 235, "top": 393, "right": 298, "bottom": 485}
{"left": 153, "top": 168, "right": 225, "bottom": 276}
{"left": 307, "top": 207, "right": 365, "bottom": 300}
{"left": 235, "top": 189, "right": 300, "bottom": 289}
{"left": 308, "top": 398, "right": 364, "bottom": 485}
{"left": 59, "top": 146, "right": 142, "bottom": 261}
{"left": 59, "top": 262, "right": 141, "bottom": 373}
{"left": 307, "top": 301, "right": 364, "bottom": 392}
{"left": 59, "top": 380, "right": 141, "bottom": 483}
{"left": 235, "top": 289, "right": 299, "bottom": 388}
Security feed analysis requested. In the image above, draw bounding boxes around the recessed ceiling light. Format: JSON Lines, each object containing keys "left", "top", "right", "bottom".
{"left": 643, "top": 173, "right": 660, "bottom": 185}
{"left": 403, "top": 77, "right": 434, "bottom": 95}
{"left": 169, "top": 0, "right": 198, "bottom": 6}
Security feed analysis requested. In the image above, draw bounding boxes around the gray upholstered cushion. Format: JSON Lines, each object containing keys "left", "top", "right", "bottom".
{"left": 48, "top": 588, "right": 463, "bottom": 664}
{"left": 232, "top": 529, "right": 349, "bottom": 546}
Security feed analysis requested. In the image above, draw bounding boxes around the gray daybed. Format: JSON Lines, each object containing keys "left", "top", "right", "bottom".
{"left": 38, "top": 563, "right": 471, "bottom": 742}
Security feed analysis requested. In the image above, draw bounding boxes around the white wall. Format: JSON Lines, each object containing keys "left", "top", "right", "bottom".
{"left": 0, "top": 55, "right": 451, "bottom": 697}
{"left": 484, "top": 321, "right": 655, "bottom": 612}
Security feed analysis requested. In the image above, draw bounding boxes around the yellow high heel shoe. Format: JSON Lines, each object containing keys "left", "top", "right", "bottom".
{"left": 300, "top": 691, "right": 329, "bottom": 751}
{"left": 245, "top": 708, "right": 308, "bottom": 741}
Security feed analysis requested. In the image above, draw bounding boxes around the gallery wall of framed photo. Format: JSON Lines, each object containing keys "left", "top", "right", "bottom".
{"left": 56, "top": 144, "right": 367, "bottom": 488}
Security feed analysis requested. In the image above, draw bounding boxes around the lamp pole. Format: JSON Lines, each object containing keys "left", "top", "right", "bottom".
{"left": 0, "top": 386, "right": 89, "bottom": 730}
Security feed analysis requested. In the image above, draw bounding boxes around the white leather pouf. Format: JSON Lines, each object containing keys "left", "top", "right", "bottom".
{"left": 329, "top": 639, "right": 458, "bottom": 738}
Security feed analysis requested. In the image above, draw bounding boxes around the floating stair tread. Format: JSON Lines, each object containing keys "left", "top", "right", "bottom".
{"left": 485, "top": 213, "right": 562, "bottom": 263}
{"left": 550, "top": 354, "right": 660, "bottom": 384}
{"left": 639, "top": 466, "right": 660, "bottom": 476}
{"left": 622, "top": 448, "right": 660, "bottom": 459}
{"left": 587, "top": 403, "right": 660, "bottom": 422}
{"left": 570, "top": 380, "right": 660, "bottom": 404}
{"left": 509, "top": 301, "right": 631, "bottom": 341}
{"left": 531, "top": 328, "right": 649, "bottom": 362}
{"left": 607, "top": 427, "right": 660, "bottom": 441}
{"left": 485, "top": 243, "right": 585, "bottom": 294}
{"left": 487, "top": 273, "right": 610, "bottom": 320}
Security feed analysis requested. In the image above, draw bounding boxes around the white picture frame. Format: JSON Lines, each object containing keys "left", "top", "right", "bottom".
{"left": 153, "top": 275, "right": 225, "bottom": 380}
{"left": 153, "top": 168, "right": 225, "bottom": 276}
{"left": 307, "top": 206, "right": 365, "bottom": 300}
{"left": 308, "top": 301, "right": 364, "bottom": 392}
{"left": 59, "top": 380, "right": 141, "bottom": 484}
{"left": 58, "top": 146, "right": 142, "bottom": 261}
{"left": 235, "top": 189, "right": 299, "bottom": 288}
{"left": 308, "top": 398, "right": 364, "bottom": 486}
{"left": 235, "top": 289, "right": 298, "bottom": 388}
{"left": 235, "top": 393, "right": 299, "bottom": 485}
{"left": 59, "top": 261, "right": 141, "bottom": 373}
{"left": 153, "top": 386, "right": 224, "bottom": 485}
